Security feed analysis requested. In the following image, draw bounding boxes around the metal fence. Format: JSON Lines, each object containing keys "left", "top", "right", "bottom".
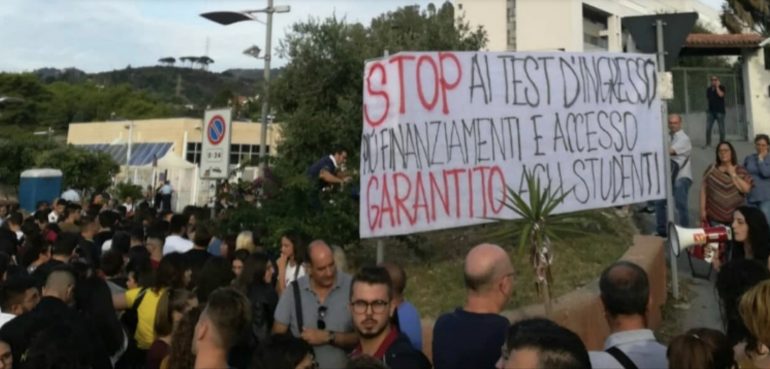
{"left": 667, "top": 66, "right": 747, "bottom": 143}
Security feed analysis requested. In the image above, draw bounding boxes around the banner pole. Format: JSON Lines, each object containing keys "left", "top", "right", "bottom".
{"left": 657, "top": 19, "right": 680, "bottom": 300}
{"left": 375, "top": 49, "right": 390, "bottom": 264}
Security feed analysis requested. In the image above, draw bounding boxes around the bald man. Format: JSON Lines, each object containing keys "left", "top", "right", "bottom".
{"left": 273, "top": 240, "right": 358, "bottom": 369}
{"left": 432, "top": 243, "right": 515, "bottom": 369}
{"left": 589, "top": 261, "right": 666, "bottom": 369}
{"left": 0, "top": 267, "right": 111, "bottom": 368}
{"left": 41, "top": 269, "right": 75, "bottom": 305}
{"left": 654, "top": 113, "right": 692, "bottom": 236}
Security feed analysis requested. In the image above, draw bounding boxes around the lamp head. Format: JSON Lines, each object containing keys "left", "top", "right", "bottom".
{"left": 243, "top": 45, "right": 262, "bottom": 58}
{"left": 200, "top": 11, "right": 254, "bottom": 25}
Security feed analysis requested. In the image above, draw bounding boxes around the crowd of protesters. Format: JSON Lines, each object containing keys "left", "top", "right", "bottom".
{"left": 0, "top": 189, "right": 769, "bottom": 369}
{"left": 1, "top": 111, "right": 770, "bottom": 368}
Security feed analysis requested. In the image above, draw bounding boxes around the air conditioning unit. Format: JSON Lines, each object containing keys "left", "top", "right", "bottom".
{"left": 242, "top": 167, "right": 259, "bottom": 181}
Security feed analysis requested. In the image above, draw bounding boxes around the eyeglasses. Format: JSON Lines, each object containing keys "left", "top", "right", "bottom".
{"left": 350, "top": 299, "right": 389, "bottom": 314}
{"left": 317, "top": 306, "right": 327, "bottom": 330}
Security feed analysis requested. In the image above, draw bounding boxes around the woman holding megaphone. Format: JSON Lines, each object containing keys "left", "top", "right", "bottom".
{"left": 709, "top": 206, "right": 770, "bottom": 271}
{"left": 730, "top": 206, "right": 770, "bottom": 265}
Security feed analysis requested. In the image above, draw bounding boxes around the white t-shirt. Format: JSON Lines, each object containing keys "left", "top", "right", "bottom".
{"left": 671, "top": 130, "right": 692, "bottom": 181}
{"left": 60, "top": 189, "right": 81, "bottom": 203}
{"left": 163, "top": 235, "right": 194, "bottom": 255}
{"left": 284, "top": 262, "right": 306, "bottom": 287}
{"left": 0, "top": 312, "right": 15, "bottom": 329}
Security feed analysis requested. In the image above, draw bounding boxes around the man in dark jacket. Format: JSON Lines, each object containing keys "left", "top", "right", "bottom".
{"left": 349, "top": 266, "right": 430, "bottom": 369}
{"left": 0, "top": 267, "right": 112, "bottom": 369}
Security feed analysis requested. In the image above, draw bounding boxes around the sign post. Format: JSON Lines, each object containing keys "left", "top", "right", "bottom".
{"left": 623, "top": 12, "right": 698, "bottom": 300}
{"left": 201, "top": 108, "right": 233, "bottom": 180}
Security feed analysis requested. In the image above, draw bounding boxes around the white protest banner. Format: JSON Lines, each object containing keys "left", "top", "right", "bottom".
{"left": 359, "top": 51, "right": 664, "bottom": 238}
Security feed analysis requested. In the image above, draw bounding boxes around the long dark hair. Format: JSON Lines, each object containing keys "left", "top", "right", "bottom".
{"left": 715, "top": 141, "right": 738, "bottom": 166}
{"left": 281, "top": 231, "right": 307, "bottom": 265}
{"left": 154, "top": 288, "right": 195, "bottom": 337}
{"left": 166, "top": 306, "right": 203, "bottom": 369}
{"left": 154, "top": 253, "right": 189, "bottom": 291}
{"left": 735, "top": 206, "right": 770, "bottom": 263}
{"left": 74, "top": 272, "right": 124, "bottom": 357}
{"left": 234, "top": 252, "right": 271, "bottom": 293}
{"left": 716, "top": 259, "right": 770, "bottom": 347}
{"left": 195, "top": 257, "right": 234, "bottom": 303}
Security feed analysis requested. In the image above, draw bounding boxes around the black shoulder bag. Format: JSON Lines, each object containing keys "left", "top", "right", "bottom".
{"left": 121, "top": 288, "right": 147, "bottom": 338}
{"left": 606, "top": 347, "right": 639, "bottom": 369}
{"left": 291, "top": 280, "right": 304, "bottom": 334}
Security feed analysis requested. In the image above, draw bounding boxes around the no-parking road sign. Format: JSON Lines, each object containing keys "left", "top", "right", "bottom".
{"left": 201, "top": 108, "right": 232, "bottom": 179}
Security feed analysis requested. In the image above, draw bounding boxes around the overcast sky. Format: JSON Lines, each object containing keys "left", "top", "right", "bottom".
{"left": 0, "top": 0, "right": 725, "bottom": 74}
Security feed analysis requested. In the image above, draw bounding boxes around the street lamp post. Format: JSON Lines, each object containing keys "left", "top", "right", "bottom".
{"left": 201, "top": 1, "right": 290, "bottom": 178}
{"left": 124, "top": 121, "right": 134, "bottom": 183}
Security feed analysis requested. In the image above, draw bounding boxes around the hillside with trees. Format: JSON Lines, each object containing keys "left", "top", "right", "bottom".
{"left": 0, "top": 65, "right": 279, "bottom": 132}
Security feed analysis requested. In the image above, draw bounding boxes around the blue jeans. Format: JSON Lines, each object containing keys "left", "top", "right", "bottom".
{"left": 706, "top": 112, "right": 725, "bottom": 146}
{"left": 656, "top": 178, "right": 693, "bottom": 235}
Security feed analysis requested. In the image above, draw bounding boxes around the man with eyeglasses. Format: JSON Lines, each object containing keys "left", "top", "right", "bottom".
{"left": 705, "top": 75, "right": 726, "bottom": 148}
{"left": 348, "top": 266, "right": 431, "bottom": 369}
{"left": 433, "top": 243, "right": 514, "bottom": 369}
{"left": 273, "top": 240, "right": 358, "bottom": 369}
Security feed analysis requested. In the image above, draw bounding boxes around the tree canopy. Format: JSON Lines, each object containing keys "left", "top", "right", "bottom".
{"left": 256, "top": 2, "right": 486, "bottom": 246}
{"left": 0, "top": 73, "right": 175, "bottom": 129}
{"left": 0, "top": 132, "right": 118, "bottom": 192}
{"left": 722, "top": 0, "right": 770, "bottom": 35}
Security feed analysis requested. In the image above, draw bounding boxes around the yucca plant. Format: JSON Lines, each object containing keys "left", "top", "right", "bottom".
{"left": 490, "top": 170, "right": 572, "bottom": 316}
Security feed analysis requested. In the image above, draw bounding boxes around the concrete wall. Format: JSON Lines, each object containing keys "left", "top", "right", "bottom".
{"left": 743, "top": 49, "right": 770, "bottom": 139}
{"left": 516, "top": 0, "right": 583, "bottom": 52}
{"left": 455, "top": 0, "right": 509, "bottom": 51}
{"left": 420, "top": 235, "right": 667, "bottom": 360}
{"left": 454, "top": 0, "right": 722, "bottom": 53}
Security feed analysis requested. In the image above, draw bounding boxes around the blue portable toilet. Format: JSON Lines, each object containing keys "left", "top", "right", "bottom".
{"left": 19, "top": 169, "right": 63, "bottom": 213}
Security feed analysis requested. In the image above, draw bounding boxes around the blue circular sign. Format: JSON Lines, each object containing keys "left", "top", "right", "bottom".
{"left": 207, "top": 115, "right": 226, "bottom": 145}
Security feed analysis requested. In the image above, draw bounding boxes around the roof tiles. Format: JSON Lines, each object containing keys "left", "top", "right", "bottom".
{"left": 685, "top": 33, "right": 765, "bottom": 48}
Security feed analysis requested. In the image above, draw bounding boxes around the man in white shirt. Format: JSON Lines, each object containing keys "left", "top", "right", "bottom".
{"left": 589, "top": 261, "right": 667, "bottom": 369}
{"left": 654, "top": 114, "right": 692, "bottom": 236}
{"left": 47, "top": 199, "right": 67, "bottom": 224}
{"left": 159, "top": 181, "right": 173, "bottom": 211}
{"left": 60, "top": 188, "right": 81, "bottom": 204}
{"left": 163, "top": 214, "right": 193, "bottom": 255}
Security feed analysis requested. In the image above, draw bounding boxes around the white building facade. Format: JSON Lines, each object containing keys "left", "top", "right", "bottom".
{"left": 455, "top": 0, "right": 723, "bottom": 53}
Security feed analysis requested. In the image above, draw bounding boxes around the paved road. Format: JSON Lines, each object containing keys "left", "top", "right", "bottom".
{"left": 637, "top": 132, "right": 754, "bottom": 333}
